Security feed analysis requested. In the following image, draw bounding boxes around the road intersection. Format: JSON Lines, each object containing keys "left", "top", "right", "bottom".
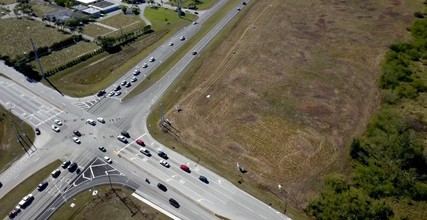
{"left": 0, "top": 0, "right": 290, "bottom": 219}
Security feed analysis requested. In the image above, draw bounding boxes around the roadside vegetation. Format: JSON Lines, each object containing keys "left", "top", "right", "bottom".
{"left": 0, "top": 160, "right": 61, "bottom": 218}
{"left": 169, "top": 0, "right": 218, "bottom": 10}
{"left": 51, "top": 185, "right": 169, "bottom": 220}
{"left": 307, "top": 8, "right": 427, "bottom": 219}
{"left": 0, "top": 105, "right": 35, "bottom": 173}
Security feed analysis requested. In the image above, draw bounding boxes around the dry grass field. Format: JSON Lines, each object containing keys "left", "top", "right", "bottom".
{"left": 152, "top": 0, "right": 423, "bottom": 214}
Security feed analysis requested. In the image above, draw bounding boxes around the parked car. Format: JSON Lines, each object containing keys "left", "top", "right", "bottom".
{"left": 136, "top": 139, "right": 145, "bottom": 146}
{"left": 158, "top": 151, "right": 168, "bottom": 159}
{"left": 87, "top": 119, "right": 96, "bottom": 125}
{"left": 140, "top": 147, "right": 151, "bottom": 156}
{"left": 62, "top": 160, "right": 71, "bottom": 169}
{"left": 54, "top": 119, "right": 62, "bottom": 126}
{"left": 73, "top": 130, "right": 81, "bottom": 136}
{"left": 35, "top": 128, "right": 40, "bottom": 135}
{"left": 199, "top": 175, "right": 209, "bottom": 183}
{"left": 99, "top": 146, "right": 106, "bottom": 152}
{"left": 180, "top": 164, "right": 190, "bottom": 172}
{"left": 133, "top": 69, "right": 140, "bottom": 75}
{"left": 51, "top": 169, "right": 61, "bottom": 178}
{"left": 159, "top": 160, "right": 170, "bottom": 168}
{"left": 117, "top": 135, "right": 128, "bottom": 143}
{"left": 37, "top": 181, "right": 48, "bottom": 191}
{"left": 169, "top": 198, "right": 180, "bottom": 208}
{"left": 51, "top": 125, "right": 60, "bottom": 132}
{"left": 104, "top": 156, "right": 112, "bottom": 164}
{"left": 97, "top": 117, "right": 105, "bottom": 123}
{"left": 157, "top": 183, "right": 167, "bottom": 192}
{"left": 72, "top": 137, "right": 80, "bottom": 144}
{"left": 121, "top": 131, "right": 130, "bottom": 138}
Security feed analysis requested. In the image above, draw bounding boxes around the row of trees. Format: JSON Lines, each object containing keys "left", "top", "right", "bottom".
{"left": 45, "top": 48, "right": 104, "bottom": 76}
{"left": 96, "top": 25, "right": 152, "bottom": 51}
{"left": 307, "top": 8, "right": 427, "bottom": 220}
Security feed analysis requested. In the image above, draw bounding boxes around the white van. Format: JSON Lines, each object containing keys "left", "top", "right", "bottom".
{"left": 87, "top": 119, "right": 96, "bottom": 125}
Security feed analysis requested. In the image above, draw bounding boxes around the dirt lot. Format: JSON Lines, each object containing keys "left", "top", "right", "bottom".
{"left": 153, "top": 0, "right": 422, "bottom": 213}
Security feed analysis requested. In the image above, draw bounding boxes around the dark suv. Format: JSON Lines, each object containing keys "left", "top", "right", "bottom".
{"left": 121, "top": 131, "right": 130, "bottom": 138}
{"left": 158, "top": 151, "right": 168, "bottom": 159}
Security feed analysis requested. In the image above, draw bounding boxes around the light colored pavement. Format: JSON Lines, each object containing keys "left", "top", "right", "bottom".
{"left": 0, "top": 0, "right": 290, "bottom": 219}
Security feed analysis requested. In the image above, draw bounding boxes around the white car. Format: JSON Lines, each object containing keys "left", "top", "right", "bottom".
{"left": 149, "top": 57, "right": 155, "bottom": 62}
{"left": 142, "top": 63, "right": 148, "bottom": 68}
{"left": 169, "top": 42, "right": 174, "bottom": 46}
{"left": 97, "top": 117, "right": 105, "bottom": 123}
{"left": 179, "top": 35, "right": 185, "bottom": 41}
{"left": 140, "top": 147, "right": 151, "bottom": 156}
{"left": 117, "top": 135, "right": 128, "bottom": 143}
{"left": 193, "top": 21, "right": 197, "bottom": 25}
{"left": 87, "top": 119, "right": 96, "bottom": 125}
{"left": 73, "top": 137, "right": 80, "bottom": 144}
{"left": 104, "top": 156, "right": 112, "bottom": 164}
{"left": 54, "top": 119, "right": 62, "bottom": 125}
{"left": 115, "top": 91, "right": 122, "bottom": 96}
{"left": 131, "top": 76, "right": 137, "bottom": 82}
{"left": 107, "top": 91, "right": 115, "bottom": 97}
{"left": 120, "top": 80, "right": 127, "bottom": 86}
{"left": 18, "top": 194, "right": 33, "bottom": 208}
{"left": 51, "top": 125, "right": 60, "bottom": 132}
{"left": 133, "top": 69, "right": 140, "bottom": 75}
{"left": 159, "top": 160, "right": 170, "bottom": 168}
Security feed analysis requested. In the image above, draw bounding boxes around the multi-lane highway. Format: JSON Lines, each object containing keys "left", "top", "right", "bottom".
{"left": 0, "top": 0, "right": 291, "bottom": 219}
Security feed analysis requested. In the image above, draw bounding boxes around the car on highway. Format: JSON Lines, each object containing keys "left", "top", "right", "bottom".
{"left": 243, "top": 1, "right": 247, "bottom": 5}
{"left": 192, "top": 50, "right": 197, "bottom": 55}
{"left": 97, "top": 117, "right": 105, "bottom": 123}
{"left": 72, "top": 137, "right": 81, "bottom": 144}
{"left": 54, "top": 119, "right": 62, "bottom": 125}
{"left": 169, "top": 42, "right": 174, "bottom": 46}
{"left": 37, "top": 181, "right": 48, "bottom": 191}
{"left": 193, "top": 21, "right": 197, "bottom": 25}
{"left": 131, "top": 76, "right": 137, "bottom": 82}
{"left": 157, "top": 151, "right": 168, "bottom": 159}
{"left": 68, "top": 162, "right": 78, "bottom": 172}
{"left": 120, "top": 80, "right": 127, "bottom": 86}
{"left": 136, "top": 139, "right": 145, "bottom": 146}
{"left": 114, "top": 85, "right": 121, "bottom": 91}
{"left": 157, "top": 183, "right": 167, "bottom": 192}
{"left": 104, "top": 156, "right": 112, "bottom": 164}
{"left": 179, "top": 35, "right": 185, "bottom": 41}
{"left": 99, "top": 146, "right": 106, "bottom": 152}
{"left": 159, "top": 160, "right": 170, "bottom": 168}
{"left": 87, "top": 119, "right": 96, "bottom": 125}
{"left": 115, "top": 91, "right": 122, "bottom": 96}
{"left": 199, "top": 175, "right": 209, "bottom": 183}
{"left": 125, "top": 82, "right": 131, "bottom": 87}
{"left": 107, "top": 91, "right": 115, "bottom": 97}
{"left": 149, "top": 57, "right": 155, "bottom": 62}
{"left": 133, "top": 69, "right": 140, "bottom": 75}
{"left": 237, "top": 7, "right": 241, "bottom": 11}
{"left": 121, "top": 131, "right": 130, "bottom": 137}
{"left": 194, "top": 11, "right": 199, "bottom": 14}
{"left": 0, "top": 181, "right": 2, "bottom": 188}
{"left": 180, "top": 164, "right": 190, "bottom": 172}
{"left": 62, "top": 160, "right": 71, "bottom": 169}
{"left": 73, "top": 130, "right": 81, "bottom": 136}
{"left": 18, "top": 194, "right": 33, "bottom": 208}
{"left": 35, "top": 128, "right": 40, "bottom": 135}
{"left": 51, "top": 169, "right": 61, "bottom": 178}
{"left": 117, "top": 135, "right": 128, "bottom": 143}
{"left": 8, "top": 206, "right": 20, "bottom": 218}
{"left": 169, "top": 198, "right": 180, "bottom": 208}
{"left": 142, "top": 63, "right": 148, "bottom": 68}
{"left": 139, "top": 147, "right": 151, "bottom": 156}
{"left": 51, "top": 125, "right": 60, "bottom": 132}
{"left": 97, "top": 90, "right": 106, "bottom": 97}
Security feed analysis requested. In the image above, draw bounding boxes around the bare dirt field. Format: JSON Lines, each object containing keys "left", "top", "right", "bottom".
{"left": 150, "top": 0, "right": 423, "bottom": 215}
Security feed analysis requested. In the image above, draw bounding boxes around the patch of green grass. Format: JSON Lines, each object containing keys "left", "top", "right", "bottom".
{"left": 31, "top": 41, "right": 100, "bottom": 71}
{"left": 144, "top": 7, "right": 197, "bottom": 31}
{"left": 124, "top": 0, "right": 237, "bottom": 100}
{"left": 0, "top": 19, "right": 71, "bottom": 59}
{"left": 0, "top": 160, "right": 62, "bottom": 218}
{"left": 30, "top": 2, "right": 61, "bottom": 17}
{"left": 99, "top": 13, "right": 144, "bottom": 29}
{"left": 51, "top": 186, "right": 170, "bottom": 220}
{"left": 0, "top": 105, "right": 35, "bottom": 173}
{"left": 169, "top": 0, "right": 219, "bottom": 10}
{"left": 82, "top": 23, "right": 113, "bottom": 38}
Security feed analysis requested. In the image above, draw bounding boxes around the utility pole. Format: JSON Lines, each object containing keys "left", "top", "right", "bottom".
{"left": 177, "top": 0, "right": 181, "bottom": 17}
{"left": 160, "top": 103, "right": 164, "bottom": 126}
{"left": 17, "top": 120, "right": 36, "bottom": 152}
{"left": 12, "top": 120, "right": 30, "bottom": 156}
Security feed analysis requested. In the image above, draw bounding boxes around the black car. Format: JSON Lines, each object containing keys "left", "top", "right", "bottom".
{"left": 68, "top": 162, "right": 78, "bottom": 172}
{"left": 99, "top": 146, "right": 106, "bottom": 152}
{"left": 121, "top": 131, "right": 130, "bottom": 138}
{"left": 194, "top": 11, "right": 199, "bottom": 14}
{"left": 35, "top": 128, "right": 40, "bottom": 135}
{"left": 61, "top": 160, "right": 71, "bottom": 169}
{"left": 37, "top": 181, "right": 48, "bottom": 191}
{"left": 73, "top": 130, "right": 81, "bottom": 137}
{"left": 157, "top": 183, "right": 168, "bottom": 192}
{"left": 199, "top": 175, "right": 209, "bottom": 184}
{"left": 97, "top": 90, "right": 106, "bottom": 97}
{"left": 169, "top": 198, "right": 180, "bottom": 208}
{"left": 158, "top": 151, "right": 168, "bottom": 159}
{"left": 243, "top": 2, "right": 247, "bottom": 5}
{"left": 192, "top": 51, "right": 197, "bottom": 55}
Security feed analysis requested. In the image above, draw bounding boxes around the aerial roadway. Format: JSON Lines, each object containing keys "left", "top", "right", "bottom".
{"left": 0, "top": 0, "right": 290, "bottom": 219}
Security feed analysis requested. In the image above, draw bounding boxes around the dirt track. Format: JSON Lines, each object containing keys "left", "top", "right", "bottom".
{"left": 160, "top": 0, "right": 421, "bottom": 210}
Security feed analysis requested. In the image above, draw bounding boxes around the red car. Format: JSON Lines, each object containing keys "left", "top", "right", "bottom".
{"left": 180, "top": 164, "right": 190, "bottom": 172}
{"left": 136, "top": 139, "right": 145, "bottom": 146}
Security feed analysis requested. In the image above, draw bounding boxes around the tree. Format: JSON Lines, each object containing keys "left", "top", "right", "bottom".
{"left": 132, "top": 6, "right": 140, "bottom": 15}
{"left": 121, "top": 5, "right": 127, "bottom": 14}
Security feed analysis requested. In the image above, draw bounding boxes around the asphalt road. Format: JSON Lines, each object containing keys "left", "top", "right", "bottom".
{"left": 0, "top": 0, "right": 290, "bottom": 219}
